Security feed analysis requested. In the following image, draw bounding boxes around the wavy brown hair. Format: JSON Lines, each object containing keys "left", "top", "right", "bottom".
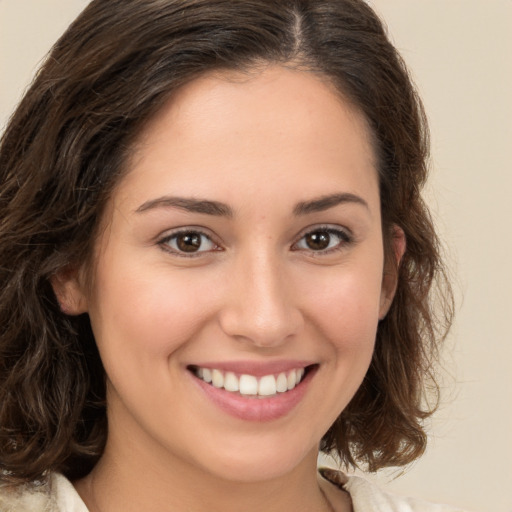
{"left": 0, "top": 0, "right": 453, "bottom": 484}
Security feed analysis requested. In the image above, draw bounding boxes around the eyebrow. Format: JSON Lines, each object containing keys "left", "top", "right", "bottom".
{"left": 135, "top": 192, "right": 368, "bottom": 217}
{"left": 135, "top": 196, "right": 233, "bottom": 217}
{"left": 293, "top": 193, "right": 369, "bottom": 215}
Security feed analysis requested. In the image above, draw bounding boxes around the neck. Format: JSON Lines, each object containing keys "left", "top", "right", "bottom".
{"left": 74, "top": 441, "right": 337, "bottom": 512}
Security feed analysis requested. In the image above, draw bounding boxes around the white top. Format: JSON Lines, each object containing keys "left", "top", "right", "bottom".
{"left": 0, "top": 470, "right": 468, "bottom": 512}
{"left": 320, "top": 468, "right": 468, "bottom": 512}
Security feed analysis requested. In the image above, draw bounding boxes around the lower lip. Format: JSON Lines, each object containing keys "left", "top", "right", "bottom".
{"left": 190, "top": 368, "right": 316, "bottom": 422}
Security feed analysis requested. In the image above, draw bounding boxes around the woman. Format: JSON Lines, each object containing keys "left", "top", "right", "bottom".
{"left": 0, "top": 0, "right": 458, "bottom": 510}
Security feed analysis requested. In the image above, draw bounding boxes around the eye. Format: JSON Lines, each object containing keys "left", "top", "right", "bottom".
{"left": 160, "top": 230, "right": 219, "bottom": 255}
{"left": 293, "top": 227, "right": 351, "bottom": 253}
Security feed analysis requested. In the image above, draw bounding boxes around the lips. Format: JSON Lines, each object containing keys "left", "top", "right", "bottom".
{"left": 187, "top": 362, "right": 317, "bottom": 422}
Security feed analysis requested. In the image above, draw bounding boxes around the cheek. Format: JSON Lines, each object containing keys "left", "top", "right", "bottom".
{"left": 291, "top": 264, "right": 383, "bottom": 427}
{"left": 299, "top": 263, "right": 383, "bottom": 351}
{"left": 86, "top": 266, "right": 216, "bottom": 426}
{"left": 87, "top": 259, "right": 214, "bottom": 369}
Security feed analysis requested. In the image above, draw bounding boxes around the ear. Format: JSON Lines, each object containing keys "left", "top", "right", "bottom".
{"left": 51, "top": 266, "right": 89, "bottom": 315}
{"left": 379, "top": 225, "right": 406, "bottom": 320}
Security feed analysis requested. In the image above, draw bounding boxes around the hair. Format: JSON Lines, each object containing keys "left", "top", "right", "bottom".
{"left": 0, "top": 0, "right": 453, "bottom": 484}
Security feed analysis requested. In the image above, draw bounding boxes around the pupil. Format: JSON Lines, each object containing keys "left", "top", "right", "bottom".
{"left": 306, "top": 231, "right": 330, "bottom": 250}
{"left": 177, "top": 233, "right": 201, "bottom": 252}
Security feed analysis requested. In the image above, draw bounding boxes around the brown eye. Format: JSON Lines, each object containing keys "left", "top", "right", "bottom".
{"left": 305, "top": 231, "right": 331, "bottom": 250}
{"left": 162, "top": 231, "right": 217, "bottom": 255}
{"left": 294, "top": 227, "right": 351, "bottom": 253}
{"left": 176, "top": 233, "right": 202, "bottom": 252}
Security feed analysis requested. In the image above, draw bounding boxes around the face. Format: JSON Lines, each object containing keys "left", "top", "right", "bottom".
{"left": 58, "top": 66, "right": 399, "bottom": 483}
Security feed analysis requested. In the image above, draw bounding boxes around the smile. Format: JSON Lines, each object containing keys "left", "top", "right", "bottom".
{"left": 190, "top": 366, "right": 307, "bottom": 398}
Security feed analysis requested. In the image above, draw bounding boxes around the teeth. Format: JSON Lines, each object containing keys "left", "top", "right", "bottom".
{"left": 287, "top": 370, "right": 297, "bottom": 390}
{"left": 239, "top": 374, "right": 258, "bottom": 395}
{"left": 224, "top": 372, "right": 239, "bottom": 392}
{"left": 211, "top": 369, "right": 224, "bottom": 388}
{"left": 258, "top": 375, "right": 277, "bottom": 396}
{"left": 276, "top": 372, "right": 288, "bottom": 393}
{"left": 194, "top": 366, "right": 308, "bottom": 397}
{"left": 202, "top": 368, "right": 212, "bottom": 383}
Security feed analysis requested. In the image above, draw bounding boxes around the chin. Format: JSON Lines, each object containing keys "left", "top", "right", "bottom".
{"left": 194, "top": 434, "right": 318, "bottom": 484}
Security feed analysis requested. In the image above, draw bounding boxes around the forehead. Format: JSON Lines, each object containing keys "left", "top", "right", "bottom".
{"left": 136, "top": 65, "right": 373, "bottom": 154}
{"left": 114, "top": 65, "right": 379, "bottom": 214}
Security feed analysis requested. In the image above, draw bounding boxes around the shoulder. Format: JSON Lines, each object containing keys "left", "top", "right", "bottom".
{"left": 0, "top": 478, "right": 53, "bottom": 512}
{"left": 0, "top": 473, "right": 88, "bottom": 512}
{"left": 319, "top": 468, "right": 469, "bottom": 512}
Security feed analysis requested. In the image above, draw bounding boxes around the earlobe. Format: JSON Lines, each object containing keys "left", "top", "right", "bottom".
{"left": 51, "top": 267, "right": 88, "bottom": 315}
{"left": 379, "top": 225, "right": 406, "bottom": 320}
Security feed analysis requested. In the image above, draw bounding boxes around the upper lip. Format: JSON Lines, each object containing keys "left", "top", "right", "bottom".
{"left": 187, "top": 360, "right": 316, "bottom": 377}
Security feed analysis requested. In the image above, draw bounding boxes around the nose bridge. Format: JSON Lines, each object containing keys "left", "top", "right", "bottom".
{"left": 219, "top": 245, "right": 302, "bottom": 347}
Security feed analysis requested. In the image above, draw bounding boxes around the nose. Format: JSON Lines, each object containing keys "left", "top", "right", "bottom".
{"left": 218, "top": 250, "right": 304, "bottom": 348}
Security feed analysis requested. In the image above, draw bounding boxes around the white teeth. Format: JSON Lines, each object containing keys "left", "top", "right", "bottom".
{"left": 258, "top": 375, "right": 277, "bottom": 396}
{"left": 276, "top": 372, "right": 288, "bottom": 393}
{"left": 194, "top": 366, "right": 308, "bottom": 397}
{"left": 239, "top": 374, "right": 258, "bottom": 395}
{"left": 211, "top": 369, "right": 224, "bottom": 388}
{"left": 287, "top": 370, "right": 297, "bottom": 390}
{"left": 224, "top": 372, "right": 239, "bottom": 392}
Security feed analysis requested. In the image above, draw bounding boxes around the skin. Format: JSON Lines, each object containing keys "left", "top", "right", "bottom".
{"left": 54, "top": 65, "right": 403, "bottom": 512}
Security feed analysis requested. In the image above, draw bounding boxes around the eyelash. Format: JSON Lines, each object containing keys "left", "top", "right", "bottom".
{"left": 158, "top": 225, "right": 353, "bottom": 258}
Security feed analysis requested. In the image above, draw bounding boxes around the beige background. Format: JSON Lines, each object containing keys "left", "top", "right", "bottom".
{"left": 1, "top": 1, "right": 511, "bottom": 511}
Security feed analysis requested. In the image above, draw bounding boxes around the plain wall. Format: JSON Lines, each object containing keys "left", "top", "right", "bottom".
{"left": 1, "top": 1, "right": 511, "bottom": 511}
